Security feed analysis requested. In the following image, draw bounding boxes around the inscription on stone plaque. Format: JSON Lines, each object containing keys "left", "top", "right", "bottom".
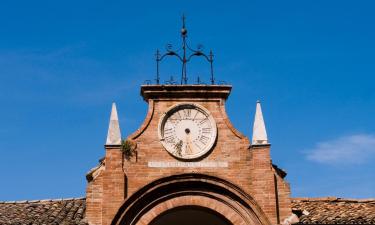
{"left": 148, "top": 161, "right": 228, "bottom": 168}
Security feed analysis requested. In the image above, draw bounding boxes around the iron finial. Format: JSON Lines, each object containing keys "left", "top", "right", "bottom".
{"left": 155, "top": 15, "right": 216, "bottom": 85}
{"left": 181, "top": 14, "right": 187, "bottom": 36}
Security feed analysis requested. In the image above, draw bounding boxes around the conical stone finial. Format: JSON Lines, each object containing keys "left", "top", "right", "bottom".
{"left": 106, "top": 103, "right": 122, "bottom": 145}
{"left": 252, "top": 100, "right": 268, "bottom": 145}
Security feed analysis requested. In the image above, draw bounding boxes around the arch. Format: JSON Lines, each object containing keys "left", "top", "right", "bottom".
{"left": 150, "top": 205, "right": 232, "bottom": 225}
{"left": 111, "top": 174, "right": 271, "bottom": 225}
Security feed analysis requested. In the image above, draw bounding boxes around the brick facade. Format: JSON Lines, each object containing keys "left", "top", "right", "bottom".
{"left": 86, "top": 85, "right": 292, "bottom": 225}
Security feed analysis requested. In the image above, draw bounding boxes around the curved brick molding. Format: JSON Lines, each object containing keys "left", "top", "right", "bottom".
{"left": 111, "top": 174, "right": 271, "bottom": 225}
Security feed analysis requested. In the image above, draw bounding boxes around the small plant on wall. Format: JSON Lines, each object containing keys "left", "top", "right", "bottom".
{"left": 121, "top": 139, "right": 137, "bottom": 160}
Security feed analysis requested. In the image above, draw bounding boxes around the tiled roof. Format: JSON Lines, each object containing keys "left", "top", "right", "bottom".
{"left": 1, "top": 197, "right": 374, "bottom": 224}
{"left": 0, "top": 198, "right": 87, "bottom": 225}
{"left": 292, "top": 197, "right": 375, "bottom": 224}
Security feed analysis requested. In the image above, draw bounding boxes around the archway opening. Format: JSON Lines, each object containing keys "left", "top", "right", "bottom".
{"left": 111, "top": 174, "right": 270, "bottom": 225}
{"left": 149, "top": 206, "right": 232, "bottom": 225}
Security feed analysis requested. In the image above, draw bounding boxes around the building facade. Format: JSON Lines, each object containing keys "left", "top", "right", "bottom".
{"left": 85, "top": 85, "right": 291, "bottom": 225}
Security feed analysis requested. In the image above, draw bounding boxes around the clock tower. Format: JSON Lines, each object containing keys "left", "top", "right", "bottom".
{"left": 85, "top": 17, "right": 292, "bottom": 225}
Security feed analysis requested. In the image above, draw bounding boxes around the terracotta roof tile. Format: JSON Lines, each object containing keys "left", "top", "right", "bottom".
{"left": 1, "top": 197, "right": 374, "bottom": 224}
{"left": 0, "top": 198, "right": 87, "bottom": 225}
{"left": 292, "top": 197, "right": 375, "bottom": 224}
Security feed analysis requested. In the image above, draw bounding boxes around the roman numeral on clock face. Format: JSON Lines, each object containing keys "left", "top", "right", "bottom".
{"left": 164, "top": 135, "right": 176, "bottom": 143}
{"left": 199, "top": 135, "right": 209, "bottom": 145}
{"left": 193, "top": 110, "right": 200, "bottom": 120}
{"left": 183, "top": 109, "right": 191, "bottom": 119}
{"left": 199, "top": 117, "right": 208, "bottom": 125}
{"left": 164, "top": 128, "right": 173, "bottom": 136}
{"left": 202, "top": 127, "right": 212, "bottom": 134}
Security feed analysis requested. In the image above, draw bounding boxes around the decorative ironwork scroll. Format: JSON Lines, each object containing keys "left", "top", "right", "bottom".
{"left": 155, "top": 15, "right": 215, "bottom": 85}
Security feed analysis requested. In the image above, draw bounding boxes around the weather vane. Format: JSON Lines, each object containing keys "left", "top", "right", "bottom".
{"left": 155, "top": 15, "right": 215, "bottom": 85}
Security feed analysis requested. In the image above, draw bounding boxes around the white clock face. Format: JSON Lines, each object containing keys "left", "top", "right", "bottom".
{"left": 158, "top": 104, "right": 217, "bottom": 159}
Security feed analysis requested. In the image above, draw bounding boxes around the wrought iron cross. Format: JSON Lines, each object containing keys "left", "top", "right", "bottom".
{"left": 155, "top": 15, "right": 215, "bottom": 85}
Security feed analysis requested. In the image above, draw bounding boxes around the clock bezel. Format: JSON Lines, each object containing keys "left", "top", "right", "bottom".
{"left": 158, "top": 103, "right": 217, "bottom": 160}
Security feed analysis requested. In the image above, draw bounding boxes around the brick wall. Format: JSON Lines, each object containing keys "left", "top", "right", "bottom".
{"left": 86, "top": 171, "right": 103, "bottom": 225}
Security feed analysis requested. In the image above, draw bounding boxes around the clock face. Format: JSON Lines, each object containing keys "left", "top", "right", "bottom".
{"left": 158, "top": 103, "right": 217, "bottom": 159}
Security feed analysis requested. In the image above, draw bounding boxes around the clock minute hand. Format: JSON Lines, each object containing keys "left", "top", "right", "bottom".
{"left": 185, "top": 132, "right": 194, "bottom": 155}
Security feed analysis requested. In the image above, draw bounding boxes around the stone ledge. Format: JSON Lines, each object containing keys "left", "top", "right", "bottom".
{"left": 141, "top": 85, "right": 232, "bottom": 101}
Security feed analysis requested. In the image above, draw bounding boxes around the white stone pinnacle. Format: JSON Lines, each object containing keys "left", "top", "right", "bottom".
{"left": 106, "top": 102, "right": 122, "bottom": 145}
{"left": 252, "top": 100, "right": 268, "bottom": 145}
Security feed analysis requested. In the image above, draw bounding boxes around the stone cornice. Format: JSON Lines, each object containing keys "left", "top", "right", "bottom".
{"left": 140, "top": 85, "right": 232, "bottom": 101}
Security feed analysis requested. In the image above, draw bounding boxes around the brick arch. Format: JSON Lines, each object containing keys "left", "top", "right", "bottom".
{"left": 111, "top": 173, "right": 271, "bottom": 225}
{"left": 136, "top": 195, "right": 245, "bottom": 225}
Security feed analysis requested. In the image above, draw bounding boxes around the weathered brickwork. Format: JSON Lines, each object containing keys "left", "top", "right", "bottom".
{"left": 86, "top": 172, "right": 103, "bottom": 225}
{"left": 86, "top": 85, "right": 291, "bottom": 225}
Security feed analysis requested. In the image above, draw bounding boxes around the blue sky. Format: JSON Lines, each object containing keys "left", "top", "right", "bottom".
{"left": 0, "top": 1, "right": 374, "bottom": 200}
